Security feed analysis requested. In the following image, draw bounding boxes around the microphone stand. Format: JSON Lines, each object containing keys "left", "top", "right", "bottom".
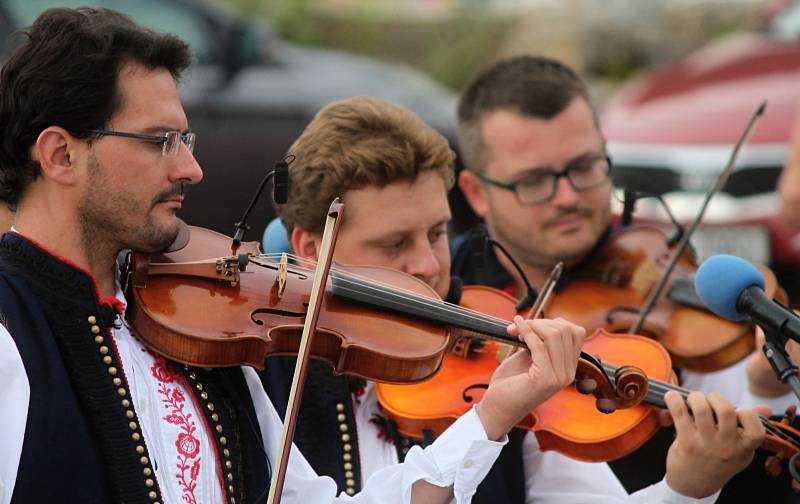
{"left": 761, "top": 326, "right": 800, "bottom": 402}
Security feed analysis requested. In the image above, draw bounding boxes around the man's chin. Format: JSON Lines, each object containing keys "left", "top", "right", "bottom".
{"left": 135, "top": 220, "right": 181, "bottom": 253}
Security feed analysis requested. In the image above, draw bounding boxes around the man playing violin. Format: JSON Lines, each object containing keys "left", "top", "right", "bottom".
{"left": 0, "top": 8, "right": 613, "bottom": 504}
{"left": 452, "top": 55, "right": 799, "bottom": 500}
{"left": 270, "top": 94, "right": 767, "bottom": 503}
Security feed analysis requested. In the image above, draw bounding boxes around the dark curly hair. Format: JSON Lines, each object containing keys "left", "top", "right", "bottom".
{"left": 0, "top": 7, "right": 192, "bottom": 207}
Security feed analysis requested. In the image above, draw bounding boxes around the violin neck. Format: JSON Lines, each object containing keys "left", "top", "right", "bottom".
{"left": 331, "top": 274, "right": 521, "bottom": 346}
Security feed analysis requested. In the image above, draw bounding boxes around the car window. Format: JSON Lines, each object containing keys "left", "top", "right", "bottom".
{"left": 5, "top": 0, "right": 219, "bottom": 63}
{"left": 769, "top": 1, "right": 800, "bottom": 40}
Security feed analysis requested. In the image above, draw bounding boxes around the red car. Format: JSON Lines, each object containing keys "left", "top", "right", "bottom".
{"left": 602, "top": 1, "right": 800, "bottom": 299}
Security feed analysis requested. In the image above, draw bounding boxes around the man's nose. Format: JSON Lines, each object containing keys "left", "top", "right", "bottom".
{"left": 550, "top": 175, "right": 580, "bottom": 207}
{"left": 404, "top": 241, "right": 441, "bottom": 287}
{"left": 169, "top": 144, "right": 204, "bottom": 185}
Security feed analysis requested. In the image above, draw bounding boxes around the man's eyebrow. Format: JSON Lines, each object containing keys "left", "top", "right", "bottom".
{"left": 515, "top": 151, "right": 604, "bottom": 178}
{"left": 361, "top": 231, "right": 408, "bottom": 247}
{"left": 141, "top": 125, "right": 192, "bottom": 135}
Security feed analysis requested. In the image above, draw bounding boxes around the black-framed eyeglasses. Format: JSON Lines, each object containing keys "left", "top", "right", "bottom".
{"left": 88, "top": 129, "right": 196, "bottom": 158}
{"left": 475, "top": 154, "right": 612, "bottom": 206}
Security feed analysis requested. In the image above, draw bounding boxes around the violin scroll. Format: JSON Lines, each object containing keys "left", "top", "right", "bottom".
{"left": 574, "top": 349, "right": 649, "bottom": 414}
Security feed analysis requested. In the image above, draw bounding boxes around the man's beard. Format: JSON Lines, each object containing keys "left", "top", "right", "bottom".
{"left": 489, "top": 206, "right": 596, "bottom": 271}
{"left": 77, "top": 153, "right": 182, "bottom": 254}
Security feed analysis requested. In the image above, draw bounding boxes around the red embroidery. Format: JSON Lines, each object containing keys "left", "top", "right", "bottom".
{"left": 152, "top": 357, "right": 201, "bottom": 504}
{"left": 151, "top": 357, "right": 180, "bottom": 384}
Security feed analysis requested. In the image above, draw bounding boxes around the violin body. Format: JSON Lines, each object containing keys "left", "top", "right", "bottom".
{"left": 127, "top": 226, "right": 449, "bottom": 383}
{"left": 548, "top": 226, "right": 784, "bottom": 372}
{"left": 376, "top": 285, "right": 677, "bottom": 462}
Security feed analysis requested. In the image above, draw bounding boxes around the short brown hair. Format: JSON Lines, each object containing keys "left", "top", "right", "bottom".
{"left": 276, "top": 96, "right": 456, "bottom": 235}
{"left": 457, "top": 55, "right": 594, "bottom": 173}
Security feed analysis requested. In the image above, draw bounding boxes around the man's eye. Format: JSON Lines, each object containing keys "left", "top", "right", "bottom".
{"left": 429, "top": 229, "right": 446, "bottom": 242}
{"left": 518, "top": 175, "right": 551, "bottom": 189}
{"left": 570, "top": 162, "right": 594, "bottom": 174}
{"left": 386, "top": 239, "right": 406, "bottom": 251}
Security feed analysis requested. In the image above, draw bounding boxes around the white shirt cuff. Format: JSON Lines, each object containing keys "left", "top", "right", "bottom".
{"left": 739, "top": 388, "right": 797, "bottom": 413}
{"left": 403, "top": 405, "right": 506, "bottom": 502}
{"left": 651, "top": 478, "right": 720, "bottom": 504}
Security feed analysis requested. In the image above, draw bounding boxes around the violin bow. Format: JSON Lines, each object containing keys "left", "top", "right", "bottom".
{"left": 499, "top": 262, "right": 564, "bottom": 362}
{"left": 628, "top": 101, "right": 767, "bottom": 335}
{"left": 266, "top": 198, "right": 344, "bottom": 504}
{"left": 526, "top": 261, "right": 563, "bottom": 320}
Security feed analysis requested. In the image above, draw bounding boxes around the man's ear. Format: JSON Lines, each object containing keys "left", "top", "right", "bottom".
{"left": 458, "top": 169, "right": 490, "bottom": 218}
{"left": 291, "top": 227, "right": 320, "bottom": 261}
{"left": 34, "top": 126, "right": 80, "bottom": 186}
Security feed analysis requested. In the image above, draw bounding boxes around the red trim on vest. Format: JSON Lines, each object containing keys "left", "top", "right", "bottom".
{"left": 7, "top": 231, "right": 126, "bottom": 314}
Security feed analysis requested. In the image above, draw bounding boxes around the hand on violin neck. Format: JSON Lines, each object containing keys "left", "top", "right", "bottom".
{"left": 664, "top": 390, "right": 765, "bottom": 499}
{"left": 476, "top": 316, "right": 585, "bottom": 441}
{"left": 746, "top": 325, "right": 800, "bottom": 398}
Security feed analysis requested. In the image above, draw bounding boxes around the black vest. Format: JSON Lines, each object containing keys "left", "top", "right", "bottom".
{"left": 0, "top": 232, "right": 270, "bottom": 503}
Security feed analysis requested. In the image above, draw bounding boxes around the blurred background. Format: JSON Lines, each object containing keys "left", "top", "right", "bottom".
{"left": 1, "top": 0, "right": 799, "bottom": 294}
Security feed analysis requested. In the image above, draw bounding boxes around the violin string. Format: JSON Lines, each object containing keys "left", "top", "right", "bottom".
{"left": 258, "top": 255, "right": 798, "bottom": 445}
{"left": 261, "top": 253, "right": 518, "bottom": 338}
{"left": 261, "top": 252, "right": 505, "bottom": 325}
{"left": 599, "top": 362, "right": 794, "bottom": 443}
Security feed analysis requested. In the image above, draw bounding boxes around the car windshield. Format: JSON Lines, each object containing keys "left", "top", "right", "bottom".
{"left": 5, "top": 0, "right": 217, "bottom": 63}
{"left": 768, "top": 0, "right": 800, "bottom": 40}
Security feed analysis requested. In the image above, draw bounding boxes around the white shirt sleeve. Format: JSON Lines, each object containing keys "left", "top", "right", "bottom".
{"left": 681, "top": 359, "right": 797, "bottom": 413}
{"left": 0, "top": 324, "right": 30, "bottom": 504}
{"left": 242, "top": 367, "right": 506, "bottom": 503}
{"left": 522, "top": 432, "right": 720, "bottom": 504}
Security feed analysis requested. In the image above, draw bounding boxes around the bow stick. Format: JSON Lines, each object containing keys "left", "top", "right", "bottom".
{"left": 267, "top": 198, "right": 344, "bottom": 504}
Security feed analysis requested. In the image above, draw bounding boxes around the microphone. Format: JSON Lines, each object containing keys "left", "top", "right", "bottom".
{"left": 695, "top": 254, "right": 800, "bottom": 342}
{"left": 621, "top": 189, "right": 637, "bottom": 226}
{"left": 469, "top": 227, "right": 487, "bottom": 268}
{"left": 273, "top": 159, "right": 290, "bottom": 204}
{"left": 445, "top": 276, "right": 464, "bottom": 304}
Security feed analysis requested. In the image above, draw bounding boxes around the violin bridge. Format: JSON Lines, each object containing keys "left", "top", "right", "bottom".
{"left": 276, "top": 252, "right": 288, "bottom": 298}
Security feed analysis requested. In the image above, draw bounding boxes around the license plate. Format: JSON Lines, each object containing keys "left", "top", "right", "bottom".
{"left": 689, "top": 226, "right": 771, "bottom": 264}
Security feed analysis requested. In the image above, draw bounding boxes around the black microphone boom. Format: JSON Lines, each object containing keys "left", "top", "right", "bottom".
{"left": 737, "top": 286, "right": 800, "bottom": 344}
{"left": 273, "top": 159, "right": 290, "bottom": 204}
{"left": 621, "top": 189, "right": 637, "bottom": 226}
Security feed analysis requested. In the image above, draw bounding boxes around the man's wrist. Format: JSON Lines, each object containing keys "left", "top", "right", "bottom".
{"left": 475, "top": 402, "right": 511, "bottom": 441}
{"left": 748, "top": 376, "right": 790, "bottom": 398}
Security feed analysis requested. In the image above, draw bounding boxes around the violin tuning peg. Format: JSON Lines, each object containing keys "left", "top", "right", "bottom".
{"left": 575, "top": 378, "right": 597, "bottom": 395}
{"left": 765, "top": 456, "right": 783, "bottom": 478}
{"left": 238, "top": 252, "right": 249, "bottom": 272}
{"left": 783, "top": 404, "right": 797, "bottom": 424}
{"left": 596, "top": 398, "right": 616, "bottom": 415}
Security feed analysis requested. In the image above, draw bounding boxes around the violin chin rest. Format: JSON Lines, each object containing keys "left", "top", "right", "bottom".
{"left": 165, "top": 219, "right": 191, "bottom": 253}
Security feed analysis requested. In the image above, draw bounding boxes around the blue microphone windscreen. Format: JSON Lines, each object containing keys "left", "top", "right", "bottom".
{"left": 694, "top": 254, "right": 766, "bottom": 321}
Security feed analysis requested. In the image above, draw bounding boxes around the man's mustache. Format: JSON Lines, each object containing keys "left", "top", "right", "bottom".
{"left": 542, "top": 208, "right": 593, "bottom": 228}
{"left": 151, "top": 183, "right": 185, "bottom": 207}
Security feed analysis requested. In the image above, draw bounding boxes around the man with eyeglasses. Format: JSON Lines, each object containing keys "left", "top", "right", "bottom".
{"left": 455, "top": 56, "right": 615, "bottom": 293}
{"left": 452, "top": 55, "right": 798, "bottom": 502}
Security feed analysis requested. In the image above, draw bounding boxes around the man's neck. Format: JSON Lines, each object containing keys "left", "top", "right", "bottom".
{"left": 494, "top": 251, "right": 552, "bottom": 298}
{"left": 13, "top": 213, "right": 118, "bottom": 298}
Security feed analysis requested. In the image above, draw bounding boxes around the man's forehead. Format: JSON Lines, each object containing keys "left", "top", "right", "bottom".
{"left": 341, "top": 175, "right": 451, "bottom": 234}
{"left": 112, "top": 62, "right": 186, "bottom": 128}
{"left": 481, "top": 103, "right": 602, "bottom": 170}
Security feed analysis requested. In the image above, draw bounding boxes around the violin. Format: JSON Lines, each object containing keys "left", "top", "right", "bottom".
{"left": 544, "top": 225, "right": 786, "bottom": 372}
{"left": 375, "top": 285, "right": 800, "bottom": 473}
{"left": 378, "top": 285, "right": 675, "bottom": 460}
{"left": 125, "top": 225, "right": 640, "bottom": 410}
